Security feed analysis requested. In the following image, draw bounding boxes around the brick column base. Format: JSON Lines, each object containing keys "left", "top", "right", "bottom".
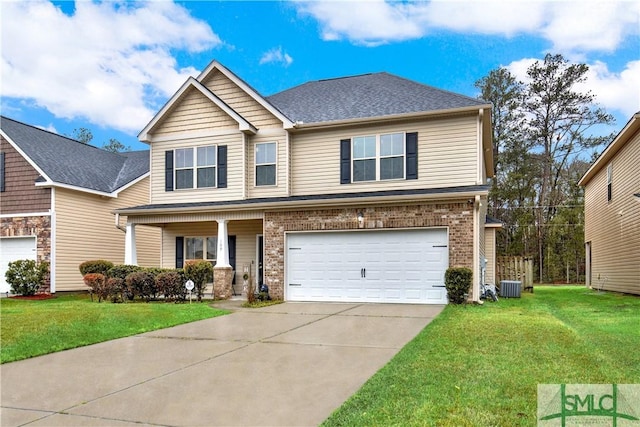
{"left": 213, "top": 267, "right": 233, "bottom": 300}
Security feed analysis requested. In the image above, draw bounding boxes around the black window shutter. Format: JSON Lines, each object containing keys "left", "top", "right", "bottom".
{"left": 406, "top": 132, "right": 418, "bottom": 180}
{"left": 217, "top": 145, "right": 227, "bottom": 188}
{"left": 0, "top": 152, "right": 5, "bottom": 192}
{"left": 340, "top": 139, "right": 351, "bottom": 184}
{"left": 175, "top": 236, "right": 184, "bottom": 268}
{"left": 165, "top": 150, "right": 174, "bottom": 191}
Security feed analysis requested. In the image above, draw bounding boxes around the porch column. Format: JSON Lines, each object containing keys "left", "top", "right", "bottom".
{"left": 216, "top": 219, "right": 231, "bottom": 267}
{"left": 214, "top": 219, "right": 233, "bottom": 299}
{"left": 124, "top": 223, "right": 137, "bottom": 265}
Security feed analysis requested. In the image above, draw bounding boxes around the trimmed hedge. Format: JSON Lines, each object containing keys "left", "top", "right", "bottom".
{"left": 445, "top": 267, "right": 473, "bottom": 304}
{"left": 184, "top": 260, "right": 213, "bottom": 301}
{"left": 79, "top": 260, "right": 114, "bottom": 276}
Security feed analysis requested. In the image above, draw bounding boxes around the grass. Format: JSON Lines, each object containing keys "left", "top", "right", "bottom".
{"left": 0, "top": 292, "right": 228, "bottom": 364}
{"left": 322, "top": 286, "right": 640, "bottom": 426}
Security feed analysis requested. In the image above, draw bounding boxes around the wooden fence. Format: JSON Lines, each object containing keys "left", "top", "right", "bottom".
{"left": 496, "top": 256, "right": 534, "bottom": 290}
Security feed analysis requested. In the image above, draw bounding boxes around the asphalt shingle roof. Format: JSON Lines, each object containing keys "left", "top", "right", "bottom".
{"left": 1, "top": 116, "right": 149, "bottom": 193}
{"left": 266, "top": 72, "right": 487, "bottom": 124}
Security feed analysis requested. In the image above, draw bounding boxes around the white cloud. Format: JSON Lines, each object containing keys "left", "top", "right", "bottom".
{"left": 295, "top": 0, "right": 640, "bottom": 53}
{"left": 296, "top": 1, "right": 424, "bottom": 46}
{"left": 36, "top": 123, "right": 58, "bottom": 134}
{"left": 505, "top": 58, "right": 640, "bottom": 117}
{"left": 259, "top": 47, "right": 294, "bottom": 66}
{"left": 0, "top": 1, "right": 220, "bottom": 133}
{"left": 581, "top": 60, "right": 640, "bottom": 117}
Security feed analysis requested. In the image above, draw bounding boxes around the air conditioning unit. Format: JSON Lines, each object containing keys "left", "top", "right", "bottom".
{"left": 500, "top": 280, "right": 522, "bottom": 298}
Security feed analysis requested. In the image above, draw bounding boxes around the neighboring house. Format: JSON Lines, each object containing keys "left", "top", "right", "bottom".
{"left": 0, "top": 116, "right": 160, "bottom": 293}
{"left": 579, "top": 112, "right": 640, "bottom": 295}
{"left": 115, "top": 60, "right": 495, "bottom": 304}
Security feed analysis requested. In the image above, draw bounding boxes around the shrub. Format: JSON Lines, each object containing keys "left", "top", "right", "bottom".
{"left": 107, "top": 264, "right": 143, "bottom": 280}
{"left": 125, "top": 271, "right": 157, "bottom": 302}
{"left": 105, "top": 277, "right": 126, "bottom": 303}
{"left": 184, "top": 260, "right": 213, "bottom": 301}
{"left": 445, "top": 267, "right": 473, "bottom": 304}
{"left": 5, "top": 260, "right": 48, "bottom": 296}
{"left": 156, "top": 271, "right": 187, "bottom": 302}
{"left": 83, "top": 273, "right": 109, "bottom": 302}
{"left": 79, "top": 260, "right": 114, "bottom": 276}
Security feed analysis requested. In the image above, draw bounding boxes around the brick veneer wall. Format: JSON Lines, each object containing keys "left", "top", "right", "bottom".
{"left": 263, "top": 200, "right": 474, "bottom": 300}
{"left": 1, "top": 215, "right": 52, "bottom": 292}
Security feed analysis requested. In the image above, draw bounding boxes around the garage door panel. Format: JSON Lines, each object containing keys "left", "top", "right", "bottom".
{"left": 287, "top": 229, "right": 448, "bottom": 304}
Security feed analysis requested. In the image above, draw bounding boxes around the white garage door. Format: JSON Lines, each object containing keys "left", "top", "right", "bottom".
{"left": 286, "top": 229, "right": 448, "bottom": 304}
{"left": 0, "top": 237, "right": 37, "bottom": 294}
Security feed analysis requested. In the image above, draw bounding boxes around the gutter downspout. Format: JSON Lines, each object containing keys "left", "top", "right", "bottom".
{"left": 114, "top": 213, "right": 126, "bottom": 232}
{"left": 473, "top": 195, "right": 481, "bottom": 302}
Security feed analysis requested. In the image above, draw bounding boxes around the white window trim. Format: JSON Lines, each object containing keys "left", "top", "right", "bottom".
{"left": 174, "top": 145, "right": 217, "bottom": 190}
{"left": 255, "top": 141, "right": 278, "bottom": 187}
{"left": 351, "top": 132, "right": 406, "bottom": 182}
{"left": 195, "top": 146, "right": 217, "bottom": 189}
{"left": 184, "top": 236, "right": 218, "bottom": 262}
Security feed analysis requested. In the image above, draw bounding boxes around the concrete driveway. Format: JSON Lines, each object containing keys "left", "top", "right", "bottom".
{"left": 1, "top": 302, "right": 444, "bottom": 427}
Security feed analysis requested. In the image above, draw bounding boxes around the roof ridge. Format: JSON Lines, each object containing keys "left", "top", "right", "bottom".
{"left": 317, "top": 73, "right": 374, "bottom": 82}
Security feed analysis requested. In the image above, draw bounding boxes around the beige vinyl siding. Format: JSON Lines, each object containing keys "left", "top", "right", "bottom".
{"left": 484, "top": 228, "right": 496, "bottom": 284}
{"left": 247, "top": 132, "right": 288, "bottom": 198}
{"left": 153, "top": 87, "right": 238, "bottom": 136}
{"left": 584, "top": 131, "right": 640, "bottom": 295}
{"left": 150, "top": 133, "right": 244, "bottom": 204}
{"left": 201, "top": 70, "right": 282, "bottom": 129}
{"left": 160, "top": 220, "right": 263, "bottom": 277}
{"left": 54, "top": 179, "right": 161, "bottom": 291}
{"left": 291, "top": 114, "right": 479, "bottom": 196}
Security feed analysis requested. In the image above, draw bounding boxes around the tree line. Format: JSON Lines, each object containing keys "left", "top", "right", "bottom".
{"left": 476, "top": 53, "right": 615, "bottom": 283}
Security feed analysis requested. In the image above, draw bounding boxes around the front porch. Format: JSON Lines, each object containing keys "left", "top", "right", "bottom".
{"left": 122, "top": 214, "right": 265, "bottom": 300}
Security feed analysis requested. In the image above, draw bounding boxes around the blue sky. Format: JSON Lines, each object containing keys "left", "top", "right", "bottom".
{"left": 2, "top": 1, "right": 639, "bottom": 152}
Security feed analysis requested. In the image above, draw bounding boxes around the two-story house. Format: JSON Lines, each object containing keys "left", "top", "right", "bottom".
{"left": 579, "top": 112, "right": 640, "bottom": 295}
{"left": 0, "top": 117, "right": 160, "bottom": 293}
{"left": 115, "top": 60, "right": 494, "bottom": 304}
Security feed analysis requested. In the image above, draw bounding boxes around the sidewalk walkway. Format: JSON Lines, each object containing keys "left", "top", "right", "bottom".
{"left": 1, "top": 302, "right": 444, "bottom": 426}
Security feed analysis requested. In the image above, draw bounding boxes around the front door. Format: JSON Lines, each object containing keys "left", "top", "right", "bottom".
{"left": 257, "top": 235, "right": 264, "bottom": 287}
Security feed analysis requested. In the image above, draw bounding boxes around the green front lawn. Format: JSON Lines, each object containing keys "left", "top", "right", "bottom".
{"left": 0, "top": 293, "right": 227, "bottom": 364}
{"left": 323, "top": 286, "right": 640, "bottom": 426}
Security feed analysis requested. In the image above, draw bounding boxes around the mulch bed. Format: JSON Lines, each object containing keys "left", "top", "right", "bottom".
{"left": 8, "top": 293, "right": 55, "bottom": 300}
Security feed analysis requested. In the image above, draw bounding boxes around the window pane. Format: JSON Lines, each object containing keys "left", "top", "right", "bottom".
{"left": 353, "top": 136, "right": 375, "bottom": 159}
{"left": 197, "top": 167, "right": 216, "bottom": 188}
{"left": 176, "top": 148, "right": 193, "bottom": 168}
{"left": 206, "top": 237, "right": 217, "bottom": 260}
{"left": 381, "top": 133, "right": 404, "bottom": 156}
{"left": 256, "top": 143, "right": 276, "bottom": 164}
{"left": 176, "top": 169, "right": 193, "bottom": 189}
{"left": 256, "top": 164, "right": 276, "bottom": 186}
{"left": 381, "top": 157, "right": 404, "bottom": 180}
{"left": 353, "top": 159, "right": 376, "bottom": 181}
{"left": 186, "top": 238, "right": 203, "bottom": 260}
{"left": 197, "top": 146, "right": 216, "bottom": 167}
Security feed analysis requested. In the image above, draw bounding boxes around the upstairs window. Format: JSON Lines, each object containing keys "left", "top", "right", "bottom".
{"left": 175, "top": 148, "right": 193, "bottom": 189}
{"left": 607, "top": 163, "right": 612, "bottom": 202}
{"left": 255, "top": 142, "right": 276, "bottom": 186}
{"left": 380, "top": 133, "right": 405, "bottom": 180}
{"left": 175, "top": 146, "right": 216, "bottom": 190}
{"left": 352, "top": 133, "right": 405, "bottom": 182}
{"left": 196, "top": 146, "right": 216, "bottom": 188}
